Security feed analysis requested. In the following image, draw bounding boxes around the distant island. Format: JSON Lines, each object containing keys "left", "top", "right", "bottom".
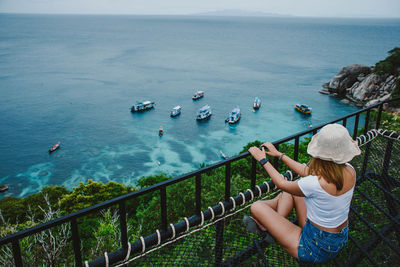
{"left": 320, "top": 48, "right": 400, "bottom": 111}
{"left": 193, "top": 9, "right": 293, "bottom": 17}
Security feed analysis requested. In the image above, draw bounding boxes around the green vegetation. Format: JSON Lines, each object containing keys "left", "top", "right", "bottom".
{"left": 374, "top": 47, "right": 400, "bottom": 75}
{"left": 368, "top": 109, "right": 400, "bottom": 132}
{"left": 369, "top": 47, "right": 400, "bottom": 108}
{"left": 59, "top": 179, "right": 136, "bottom": 213}
{"left": 392, "top": 77, "right": 400, "bottom": 99}
{"left": 0, "top": 185, "right": 69, "bottom": 224}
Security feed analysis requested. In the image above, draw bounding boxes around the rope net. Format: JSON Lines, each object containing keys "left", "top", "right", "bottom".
{"left": 126, "top": 197, "right": 301, "bottom": 267}
{"left": 105, "top": 129, "right": 400, "bottom": 267}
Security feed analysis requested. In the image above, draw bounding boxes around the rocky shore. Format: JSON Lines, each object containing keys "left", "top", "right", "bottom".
{"left": 321, "top": 64, "right": 399, "bottom": 110}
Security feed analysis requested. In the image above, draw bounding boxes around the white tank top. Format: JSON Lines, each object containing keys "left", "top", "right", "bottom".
{"left": 297, "top": 163, "right": 355, "bottom": 228}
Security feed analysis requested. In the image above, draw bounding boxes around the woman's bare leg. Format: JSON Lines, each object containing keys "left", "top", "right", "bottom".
{"left": 266, "top": 192, "right": 307, "bottom": 228}
{"left": 249, "top": 192, "right": 307, "bottom": 258}
{"left": 276, "top": 192, "right": 295, "bottom": 218}
{"left": 251, "top": 200, "right": 302, "bottom": 258}
{"left": 262, "top": 192, "right": 295, "bottom": 217}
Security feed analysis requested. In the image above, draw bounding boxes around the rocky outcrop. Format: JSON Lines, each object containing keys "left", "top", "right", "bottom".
{"left": 322, "top": 64, "right": 398, "bottom": 109}
{"left": 327, "top": 64, "right": 371, "bottom": 95}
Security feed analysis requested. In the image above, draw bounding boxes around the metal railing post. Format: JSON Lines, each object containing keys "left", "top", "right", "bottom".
{"left": 364, "top": 109, "right": 370, "bottom": 135}
{"left": 353, "top": 114, "right": 360, "bottom": 139}
{"left": 214, "top": 220, "right": 224, "bottom": 266}
{"left": 11, "top": 240, "right": 23, "bottom": 267}
{"left": 225, "top": 162, "right": 231, "bottom": 201}
{"left": 361, "top": 110, "right": 372, "bottom": 177}
{"left": 251, "top": 158, "right": 256, "bottom": 190}
{"left": 273, "top": 144, "right": 279, "bottom": 170}
{"left": 294, "top": 136, "right": 299, "bottom": 161}
{"left": 71, "top": 218, "right": 83, "bottom": 267}
{"left": 215, "top": 162, "right": 232, "bottom": 266}
{"left": 119, "top": 201, "right": 128, "bottom": 249}
{"left": 375, "top": 104, "right": 383, "bottom": 129}
{"left": 161, "top": 186, "right": 167, "bottom": 231}
{"left": 361, "top": 143, "right": 371, "bottom": 179}
{"left": 195, "top": 174, "right": 202, "bottom": 215}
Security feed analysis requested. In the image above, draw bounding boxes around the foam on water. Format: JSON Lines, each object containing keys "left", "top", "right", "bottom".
{"left": 15, "top": 162, "right": 53, "bottom": 197}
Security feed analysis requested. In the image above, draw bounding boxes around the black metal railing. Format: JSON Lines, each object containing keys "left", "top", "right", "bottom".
{"left": 1, "top": 97, "right": 399, "bottom": 266}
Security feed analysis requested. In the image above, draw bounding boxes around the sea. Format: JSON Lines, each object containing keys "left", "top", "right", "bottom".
{"left": 1, "top": 14, "right": 400, "bottom": 198}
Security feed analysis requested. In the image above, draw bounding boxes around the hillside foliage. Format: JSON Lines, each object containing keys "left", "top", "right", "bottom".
{"left": 374, "top": 47, "right": 400, "bottom": 75}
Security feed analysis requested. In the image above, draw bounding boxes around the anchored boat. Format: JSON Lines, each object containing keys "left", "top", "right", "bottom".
{"left": 0, "top": 185, "right": 8, "bottom": 193}
{"left": 196, "top": 105, "right": 212, "bottom": 120}
{"left": 49, "top": 142, "right": 60, "bottom": 153}
{"left": 131, "top": 101, "right": 155, "bottom": 112}
{"left": 253, "top": 97, "right": 261, "bottom": 110}
{"left": 192, "top": 91, "right": 204, "bottom": 100}
{"left": 170, "top": 106, "right": 182, "bottom": 117}
{"left": 294, "top": 104, "right": 312, "bottom": 114}
{"left": 228, "top": 108, "right": 241, "bottom": 124}
{"left": 219, "top": 150, "right": 229, "bottom": 160}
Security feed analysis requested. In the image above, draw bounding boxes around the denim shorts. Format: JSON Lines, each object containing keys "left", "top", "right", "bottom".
{"left": 297, "top": 219, "right": 348, "bottom": 263}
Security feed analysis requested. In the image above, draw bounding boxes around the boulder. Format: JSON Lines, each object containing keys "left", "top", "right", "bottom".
{"left": 319, "top": 89, "right": 330, "bottom": 95}
{"left": 323, "top": 63, "right": 399, "bottom": 110}
{"left": 328, "top": 64, "right": 371, "bottom": 95}
{"left": 350, "top": 74, "right": 381, "bottom": 102}
{"left": 364, "top": 94, "right": 391, "bottom": 107}
{"left": 364, "top": 99, "right": 379, "bottom": 107}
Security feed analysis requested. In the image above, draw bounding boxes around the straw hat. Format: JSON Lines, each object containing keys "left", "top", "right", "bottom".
{"left": 307, "top": 124, "right": 361, "bottom": 164}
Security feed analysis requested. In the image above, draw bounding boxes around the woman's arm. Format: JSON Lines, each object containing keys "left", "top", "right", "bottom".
{"left": 261, "top": 142, "right": 309, "bottom": 177}
{"left": 249, "top": 146, "right": 305, "bottom": 197}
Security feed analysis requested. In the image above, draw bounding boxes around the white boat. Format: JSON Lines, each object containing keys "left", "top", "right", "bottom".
{"left": 192, "top": 91, "right": 204, "bottom": 100}
{"left": 170, "top": 106, "right": 182, "bottom": 117}
{"left": 196, "top": 105, "right": 212, "bottom": 120}
{"left": 219, "top": 150, "right": 229, "bottom": 160}
{"left": 131, "top": 101, "right": 155, "bottom": 112}
{"left": 253, "top": 97, "right": 261, "bottom": 109}
{"left": 228, "top": 108, "right": 241, "bottom": 124}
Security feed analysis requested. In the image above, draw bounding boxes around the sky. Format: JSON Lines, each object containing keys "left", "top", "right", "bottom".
{"left": 0, "top": 0, "right": 399, "bottom": 18}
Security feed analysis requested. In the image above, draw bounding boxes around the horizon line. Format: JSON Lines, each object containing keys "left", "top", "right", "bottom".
{"left": 0, "top": 11, "right": 399, "bottom": 20}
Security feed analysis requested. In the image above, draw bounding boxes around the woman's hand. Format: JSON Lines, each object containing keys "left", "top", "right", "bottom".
{"left": 261, "top": 142, "right": 281, "bottom": 158}
{"left": 248, "top": 146, "right": 266, "bottom": 162}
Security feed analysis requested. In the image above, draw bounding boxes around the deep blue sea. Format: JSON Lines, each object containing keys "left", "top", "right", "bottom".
{"left": 1, "top": 14, "right": 400, "bottom": 198}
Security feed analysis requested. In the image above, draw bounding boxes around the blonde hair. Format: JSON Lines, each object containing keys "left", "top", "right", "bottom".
{"left": 308, "top": 158, "right": 345, "bottom": 191}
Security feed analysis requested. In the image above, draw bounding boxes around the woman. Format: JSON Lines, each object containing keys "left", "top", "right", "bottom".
{"left": 246, "top": 123, "right": 361, "bottom": 263}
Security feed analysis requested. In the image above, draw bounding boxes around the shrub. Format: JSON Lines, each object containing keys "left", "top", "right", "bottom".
{"left": 59, "top": 180, "right": 136, "bottom": 214}
{"left": 374, "top": 47, "right": 400, "bottom": 75}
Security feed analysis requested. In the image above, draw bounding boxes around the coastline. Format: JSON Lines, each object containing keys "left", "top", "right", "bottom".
{"left": 319, "top": 59, "right": 399, "bottom": 112}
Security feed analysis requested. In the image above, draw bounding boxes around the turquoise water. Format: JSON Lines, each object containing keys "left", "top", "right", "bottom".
{"left": 1, "top": 14, "right": 400, "bottom": 197}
